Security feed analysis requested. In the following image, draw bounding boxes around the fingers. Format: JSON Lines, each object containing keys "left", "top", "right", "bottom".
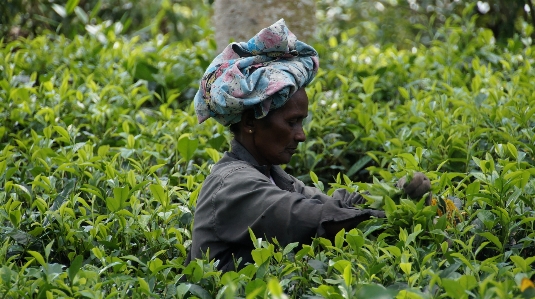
{"left": 398, "top": 172, "right": 432, "bottom": 200}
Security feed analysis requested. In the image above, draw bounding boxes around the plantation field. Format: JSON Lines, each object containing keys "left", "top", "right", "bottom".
{"left": 2, "top": 3, "right": 535, "bottom": 299}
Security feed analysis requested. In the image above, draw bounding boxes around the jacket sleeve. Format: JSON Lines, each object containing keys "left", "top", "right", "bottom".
{"left": 290, "top": 176, "right": 368, "bottom": 206}
{"left": 208, "top": 167, "right": 383, "bottom": 247}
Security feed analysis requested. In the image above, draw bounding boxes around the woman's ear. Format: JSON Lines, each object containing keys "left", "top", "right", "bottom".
{"left": 241, "top": 109, "right": 256, "bottom": 133}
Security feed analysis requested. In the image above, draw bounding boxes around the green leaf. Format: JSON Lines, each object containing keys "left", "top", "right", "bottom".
{"left": 356, "top": 284, "right": 398, "bottom": 298}
{"left": 328, "top": 36, "right": 338, "bottom": 47}
{"left": 74, "top": 6, "right": 88, "bottom": 24}
{"left": 0, "top": 159, "right": 6, "bottom": 177}
{"left": 458, "top": 275, "right": 477, "bottom": 291}
{"left": 465, "top": 181, "right": 480, "bottom": 200}
{"left": 137, "top": 277, "right": 151, "bottom": 293}
{"left": 400, "top": 262, "right": 411, "bottom": 275}
{"left": 44, "top": 240, "right": 54, "bottom": 261}
{"left": 507, "top": 142, "right": 518, "bottom": 159}
{"left": 347, "top": 156, "right": 372, "bottom": 177}
{"left": 205, "top": 148, "right": 221, "bottom": 162}
{"left": 121, "top": 255, "right": 147, "bottom": 267}
{"left": 107, "top": 186, "right": 129, "bottom": 212}
{"left": 249, "top": 228, "right": 259, "bottom": 249}
{"left": 184, "top": 263, "right": 203, "bottom": 283}
{"left": 310, "top": 171, "right": 319, "bottom": 184}
{"left": 267, "top": 278, "right": 283, "bottom": 297}
{"left": 346, "top": 230, "right": 364, "bottom": 251}
{"left": 282, "top": 242, "right": 299, "bottom": 256}
{"left": 177, "top": 134, "right": 198, "bottom": 161}
{"left": 148, "top": 164, "right": 165, "bottom": 175}
{"left": 150, "top": 184, "right": 168, "bottom": 207}
{"left": 133, "top": 61, "right": 158, "bottom": 81}
{"left": 9, "top": 210, "right": 21, "bottom": 227}
{"left": 398, "top": 87, "right": 410, "bottom": 100}
{"left": 442, "top": 278, "right": 465, "bottom": 298}
{"left": 383, "top": 196, "right": 396, "bottom": 217}
{"left": 65, "top": 0, "right": 80, "bottom": 14}
{"left": 478, "top": 232, "right": 503, "bottom": 250}
{"left": 251, "top": 248, "right": 272, "bottom": 265}
{"left": 54, "top": 126, "right": 70, "bottom": 142}
{"left": 342, "top": 264, "right": 352, "bottom": 286}
{"left": 334, "top": 228, "right": 345, "bottom": 249}
{"left": 362, "top": 75, "right": 379, "bottom": 95}
{"left": 312, "top": 285, "right": 343, "bottom": 299}
{"left": 68, "top": 255, "right": 84, "bottom": 283}
{"left": 175, "top": 283, "right": 191, "bottom": 298}
{"left": 245, "top": 279, "right": 267, "bottom": 298}
{"left": 51, "top": 4, "right": 67, "bottom": 18}
{"left": 28, "top": 251, "right": 47, "bottom": 268}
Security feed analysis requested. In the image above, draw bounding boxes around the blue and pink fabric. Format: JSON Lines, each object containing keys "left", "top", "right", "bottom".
{"left": 194, "top": 19, "right": 319, "bottom": 125}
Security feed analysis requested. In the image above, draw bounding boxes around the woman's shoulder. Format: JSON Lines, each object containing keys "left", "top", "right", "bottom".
{"left": 210, "top": 152, "right": 265, "bottom": 180}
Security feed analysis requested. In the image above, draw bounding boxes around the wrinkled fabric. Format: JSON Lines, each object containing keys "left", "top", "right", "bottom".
{"left": 187, "top": 139, "right": 385, "bottom": 272}
{"left": 194, "top": 19, "right": 319, "bottom": 125}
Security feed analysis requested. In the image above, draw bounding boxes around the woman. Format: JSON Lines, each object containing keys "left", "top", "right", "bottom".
{"left": 188, "top": 20, "right": 429, "bottom": 272}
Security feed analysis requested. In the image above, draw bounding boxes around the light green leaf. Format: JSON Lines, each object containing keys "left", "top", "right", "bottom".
{"left": 28, "top": 251, "right": 46, "bottom": 268}
{"left": 137, "top": 277, "right": 150, "bottom": 293}
{"left": 343, "top": 264, "right": 352, "bottom": 286}
{"left": 398, "top": 87, "right": 410, "bottom": 100}
{"left": 177, "top": 134, "right": 198, "bottom": 161}
{"left": 251, "top": 248, "right": 272, "bottom": 265}
{"left": 400, "top": 262, "right": 411, "bottom": 275}
{"left": 458, "top": 275, "right": 477, "bottom": 291}
{"left": 54, "top": 126, "right": 70, "bottom": 142}
{"left": 282, "top": 242, "right": 299, "bottom": 256}
{"left": 267, "top": 278, "right": 284, "bottom": 298}
{"left": 44, "top": 240, "right": 54, "bottom": 261}
{"left": 362, "top": 75, "right": 379, "bottom": 95}
{"left": 334, "top": 228, "right": 345, "bottom": 249}
{"left": 51, "top": 4, "right": 67, "bottom": 18}
{"left": 478, "top": 232, "right": 502, "bottom": 250}
{"left": 310, "top": 171, "right": 319, "bottom": 184}
{"left": 65, "top": 0, "right": 80, "bottom": 14}
{"left": 507, "top": 142, "right": 518, "bottom": 159}
{"left": 106, "top": 186, "right": 129, "bottom": 212}
{"left": 346, "top": 230, "right": 364, "bottom": 251}
{"left": 74, "top": 6, "right": 88, "bottom": 24}
{"left": 205, "top": 148, "right": 221, "bottom": 162}
{"left": 442, "top": 278, "right": 465, "bottom": 298}
{"left": 356, "top": 284, "right": 398, "bottom": 298}
{"left": 148, "top": 164, "right": 165, "bottom": 175}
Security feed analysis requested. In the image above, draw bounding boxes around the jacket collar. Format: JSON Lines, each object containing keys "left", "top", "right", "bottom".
{"left": 229, "top": 139, "right": 295, "bottom": 192}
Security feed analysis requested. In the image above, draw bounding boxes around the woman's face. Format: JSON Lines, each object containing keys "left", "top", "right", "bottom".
{"left": 251, "top": 88, "right": 308, "bottom": 166}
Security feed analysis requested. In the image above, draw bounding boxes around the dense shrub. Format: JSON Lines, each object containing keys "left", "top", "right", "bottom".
{"left": 1, "top": 3, "right": 535, "bottom": 299}
{"left": 1, "top": 0, "right": 212, "bottom": 42}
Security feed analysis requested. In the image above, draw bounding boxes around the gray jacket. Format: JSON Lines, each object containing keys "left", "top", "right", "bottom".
{"left": 188, "top": 139, "right": 384, "bottom": 271}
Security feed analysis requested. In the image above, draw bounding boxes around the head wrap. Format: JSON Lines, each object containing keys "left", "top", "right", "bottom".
{"left": 194, "top": 19, "right": 319, "bottom": 125}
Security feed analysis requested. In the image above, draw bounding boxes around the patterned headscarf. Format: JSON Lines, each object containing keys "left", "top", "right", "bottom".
{"left": 194, "top": 19, "right": 319, "bottom": 125}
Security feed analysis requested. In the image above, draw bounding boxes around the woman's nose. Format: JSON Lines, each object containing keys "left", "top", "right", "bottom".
{"left": 295, "top": 126, "right": 306, "bottom": 142}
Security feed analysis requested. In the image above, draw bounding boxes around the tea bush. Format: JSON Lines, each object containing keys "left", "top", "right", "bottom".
{"left": 1, "top": 0, "right": 212, "bottom": 42}
{"left": 1, "top": 6, "right": 535, "bottom": 299}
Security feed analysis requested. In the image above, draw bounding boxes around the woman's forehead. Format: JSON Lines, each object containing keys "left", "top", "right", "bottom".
{"left": 279, "top": 89, "right": 309, "bottom": 117}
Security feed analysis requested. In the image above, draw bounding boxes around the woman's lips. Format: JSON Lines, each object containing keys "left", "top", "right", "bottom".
{"left": 286, "top": 148, "right": 297, "bottom": 154}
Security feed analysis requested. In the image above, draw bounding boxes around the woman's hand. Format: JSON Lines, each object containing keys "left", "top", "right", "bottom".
{"left": 396, "top": 172, "right": 432, "bottom": 202}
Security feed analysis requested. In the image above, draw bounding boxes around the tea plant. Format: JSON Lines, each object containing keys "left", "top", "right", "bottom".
{"left": 1, "top": 5, "right": 535, "bottom": 299}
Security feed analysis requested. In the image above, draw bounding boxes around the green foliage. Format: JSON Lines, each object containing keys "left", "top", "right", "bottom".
{"left": 1, "top": 0, "right": 212, "bottom": 42}
{"left": 2, "top": 2, "right": 535, "bottom": 298}
{"left": 316, "top": 0, "right": 535, "bottom": 47}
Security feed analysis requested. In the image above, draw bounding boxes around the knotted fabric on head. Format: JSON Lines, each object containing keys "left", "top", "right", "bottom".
{"left": 194, "top": 19, "right": 319, "bottom": 125}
